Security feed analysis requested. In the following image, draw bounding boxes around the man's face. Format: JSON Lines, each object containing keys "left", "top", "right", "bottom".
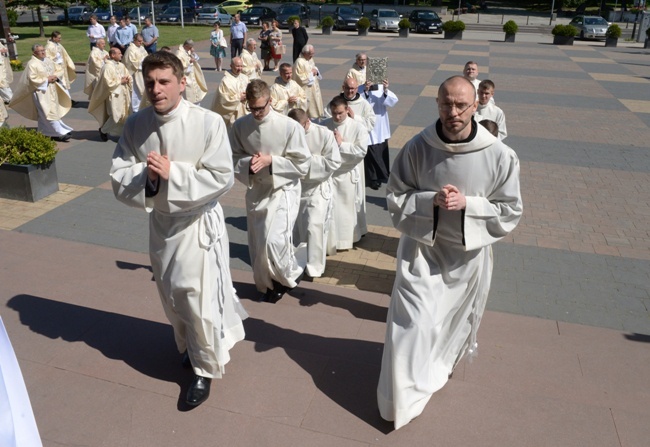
{"left": 110, "top": 49, "right": 122, "bottom": 62}
{"left": 33, "top": 47, "right": 45, "bottom": 60}
{"left": 478, "top": 87, "right": 494, "bottom": 106}
{"left": 90, "top": 18, "right": 97, "bottom": 25}
{"left": 356, "top": 55, "right": 367, "bottom": 68}
{"left": 437, "top": 79, "right": 478, "bottom": 139}
{"left": 342, "top": 79, "right": 358, "bottom": 100}
{"left": 97, "top": 39, "right": 106, "bottom": 50}
{"left": 53, "top": 34, "right": 62, "bottom": 43}
{"left": 126, "top": 18, "right": 132, "bottom": 25}
{"left": 247, "top": 42, "right": 256, "bottom": 52}
{"left": 293, "top": 20, "right": 299, "bottom": 28}
{"left": 134, "top": 36, "right": 144, "bottom": 47}
{"left": 304, "top": 49, "right": 314, "bottom": 60}
{"left": 110, "top": 16, "right": 116, "bottom": 25}
{"left": 248, "top": 95, "right": 271, "bottom": 120}
{"left": 464, "top": 63, "right": 478, "bottom": 80}
{"left": 145, "top": 19, "right": 151, "bottom": 27}
{"left": 234, "top": 14, "right": 240, "bottom": 23}
{"left": 280, "top": 67, "right": 292, "bottom": 82}
{"left": 331, "top": 104, "right": 347, "bottom": 123}
{"left": 145, "top": 67, "right": 186, "bottom": 115}
{"left": 231, "top": 59, "right": 243, "bottom": 75}
{"left": 120, "top": 20, "right": 126, "bottom": 28}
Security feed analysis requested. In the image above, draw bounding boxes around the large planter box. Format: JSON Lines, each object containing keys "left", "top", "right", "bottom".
{"left": 399, "top": 28, "right": 409, "bottom": 38}
{"left": 322, "top": 25, "right": 332, "bottom": 35}
{"left": 645, "top": 38, "right": 650, "bottom": 49}
{"left": 605, "top": 36, "right": 618, "bottom": 47}
{"left": 358, "top": 28, "right": 368, "bottom": 36}
{"left": 553, "top": 35, "right": 574, "bottom": 45}
{"left": 0, "top": 160, "right": 59, "bottom": 202}
{"left": 444, "top": 30, "right": 463, "bottom": 40}
{"left": 504, "top": 33, "right": 516, "bottom": 43}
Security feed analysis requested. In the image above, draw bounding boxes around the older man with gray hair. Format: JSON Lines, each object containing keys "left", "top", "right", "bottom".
{"left": 176, "top": 39, "right": 207, "bottom": 104}
{"left": 292, "top": 44, "right": 323, "bottom": 119}
{"left": 241, "top": 38, "right": 263, "bottom": 80}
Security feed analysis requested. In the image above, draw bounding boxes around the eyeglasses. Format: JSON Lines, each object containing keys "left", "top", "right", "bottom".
{"left": 246, "top": 99, "right": 270, "bottom": 113}
{"left": 438, "top": 102, "right": 474, "bottom": 114}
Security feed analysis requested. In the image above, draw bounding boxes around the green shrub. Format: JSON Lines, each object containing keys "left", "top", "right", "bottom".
{"left": 442, "top": 20, "right": 465, "bottom": 32}
{"left": 606, "top": 24, "right": 622, "bottom": 38}
{"left": 552, "top": 24, "right": 578, "bottom": 37}
{"left": 0, "top": 127, "right": 58, "bottom": 166}
{"left": 503, "top": 20, "right": 518, "bottom": 35}
{"left": 357, "top": 17, "right": 370, "bottom": 29}
{"left": 7, "top": 8, "right": 18, "bottom": 27}
{"left": 287, "top": 15, "right": 300, "bottom": 25}
{"left": 321, "top": 16, "right": 334, "bottom": 27}
{"left": 398, "top": 18, "right": 410, "bottom": 29}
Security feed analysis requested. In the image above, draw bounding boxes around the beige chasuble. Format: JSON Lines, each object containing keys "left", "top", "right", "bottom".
{"left": 241, "top": 48, "right": 262, "bottom": 80}
{"left": 123, "top": 44, "right": 148, "bottom": 99}
{"left": 211, "top": 71, "right": 249, "bottom": 128}
{"left": 84, "top": 47, "right": 109, "bottom": 98}
{"left": 292, "top": 55, "right": 324, "bottom": 120}
{"left": 175, "top": 47, "right": 208, "bottom": 104}
{"left": 44, "top": 40, "right": 76, "bottom": 90}
{"left": 270, "top": 77, "right": 307, "bottom": 115}
{"left": 88, "top": 60, "right": 132, "bottom": 136}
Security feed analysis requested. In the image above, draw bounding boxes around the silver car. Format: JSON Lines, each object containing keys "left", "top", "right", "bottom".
{"left": 370, "top": 9, "right": 400, "bottom": 32}
{"left": 569, "top": 15, "right": 610, "bottom": 40}
{"left": 196, "top": 6, "right": 232, "bottom": 25}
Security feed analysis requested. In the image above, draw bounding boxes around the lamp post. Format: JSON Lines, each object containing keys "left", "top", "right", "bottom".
{"left": 550, "top": 0, "right": 556, "bottom": 26}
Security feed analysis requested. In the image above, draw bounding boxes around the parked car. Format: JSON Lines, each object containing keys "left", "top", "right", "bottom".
{"left": 91, "top": 8, "right": 112, "bottom": 21}
{"left": 128, "top": 6, "right": 163, "bottom": 21}
{"left": 569, "top": 15, "right": 610, "bottom": 40}
{"left": 408, "top": 10, "right": 443, "bottom": 34}
{"left": 196, "top": 6, "right": 232, "bottom": 25}
{"left": 276, "top": 2, "right": 310, "bottom": 28}
{"left": 163, "top": 0, "right": 203, "bottom": 12}
{"left": 58, "top": 5, "right": 92, "bottom": 23}
{"left": 369, "top": 9, "right": 400, "bottom": 32}
{"left": 239, "top": 6, "right": 276, "bottom": 26}
{"left": 333, "top": 6, "right": 361, "bottom": 31}
{"left": 217, "top": 0, "right": 252, "bottom": 15}
{"left": 159, "top": 6, "right": 195, "bottom": 23}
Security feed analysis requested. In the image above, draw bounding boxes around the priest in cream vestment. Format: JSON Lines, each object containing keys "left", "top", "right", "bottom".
{"left": 84, "top": 38, "right": 109, "bottom": 99}
{"left": 230, "top": 80, "right": 311, "bottom": 303}
{"left": 9, "top": 44, "right": 72, "bottom": 139}
{"left": 377, "top": 76, "right": 522, "bottom": 429}
{"left": 211, "top": 57, "right": 249, "bottom": 128}
{"left": 44, "top": 31, "right": 76, "bottom": 92}
{"left": 292, "top": 45, "right": 323, "bottom": 120}
{"left": 88, "top": 47, "right": 132, "bottom": 140}
{"left": 345, "top": 52, "right": 367, "bottom": 93}
{"left": 321, "top": 96, "right": 368, "bottom": 253}
{"left": 110, "top": 51, "right": 247, "bottom": 408}
{"left": 241, "top": 39, "right": 263, "bottom": 80}
{"left": 176, "top": 39, "right": 208, "bottom": 105}
{"left": 123, "top": 34, "right": 148, "bottom": 112}
{"left": 0, "top": 41, "right": 14, "bottom": 104}
{"left": 288, "top": 109, "right": 341, "bottom": 278}
{"left": 270, "top": 63, "right": 307, "bottom": 115}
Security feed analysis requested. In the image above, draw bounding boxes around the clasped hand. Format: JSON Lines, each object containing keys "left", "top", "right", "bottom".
{"left": 250, "top": 153, "right": 272, "bottom": 174}
{"left": 147, "top": 152, "right": 170, "bottom": 181}
{"left": 435, "top": 184, "right": 466, "bottom": 211}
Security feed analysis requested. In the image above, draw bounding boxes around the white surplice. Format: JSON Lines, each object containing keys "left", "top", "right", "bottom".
{"left": 377, "top": 121, "right": 523, "bottom": 429}
{"left": 230, "top": 109, "right": 311, "bottom": 292}
{"left": 475, "top": 101, "right": 508, "bottom": 140}
{"left": 110, "top": 99, "right": 248, "bottom": 379}
{"left": 321, "top": 116, "right": 368, "bottom": 253}
{"left": 295, "top": 122, "right": 341, "bottom": 277}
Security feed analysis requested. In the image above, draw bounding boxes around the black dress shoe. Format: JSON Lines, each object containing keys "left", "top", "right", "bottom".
{"left": 50, "top": 134, "right": 70, "bottom": 142}
{"left": 369, "top": 180, "right": 381, "bottom": 190}
{"left": 99, "top": 129, "right": 108, "bottom": 142}
{"left": 268, "top": 280, "right": 289, "bottom": 304}
{"left": 186, "top": 375, "right": 211, "bottom": 407}
{"left": 181, "top": 351, "right": 192, "bottom": 369}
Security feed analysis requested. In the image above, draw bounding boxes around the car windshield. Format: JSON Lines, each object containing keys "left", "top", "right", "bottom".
{"left": 166, "top": 7, "right": 180, "bottom": 14}
{"left": 246, "top": 7, "right": 264, "bottom": 13}
{"left": 202, "top": 7, "right": 217, "bottom": 13}
{"left": 69, "top": 7, "right": 85, "bottom": 13}
{"left": 279, "top": 6, "right": 299, "bottom": 14}
{"left": 379, "top": 11, "right": 399, "bottom": 18}
{"left": 584, "top": 17, "right": 608, "bottom": 25}
{"left": 339, "top": 7, "right": 360, "bottom": 15}
{"left": 417, "top": 12, "right": 438, "bottom": 19}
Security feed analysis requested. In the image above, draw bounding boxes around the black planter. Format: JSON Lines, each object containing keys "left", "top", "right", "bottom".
{"left": 645, "top": 38, "right": 650, "bottom": 49}
{"left": 605, "top": 36, "right": 618, "bottom": 47}
{"left": 504, "top": 33, "right": 516, "bottom": 43}
{"left": 553, "top": 35, "right": 574, "bottom": 45}
{"left": 358, "top": 28, "right": 368, "bottom": 36}
{"left": 0, "top": 160, "right": 59, "bottom": 202}
{"left": 322, "top": 25, "right": 332, "bottom": 35}
{"left": 399, "top": 27, "right": 409, "bottom": 38}
{"left": 444, "top": 30, "right": 463, "bottom": 40}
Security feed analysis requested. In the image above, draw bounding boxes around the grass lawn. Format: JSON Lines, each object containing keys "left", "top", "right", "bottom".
{"left": 12, "top": 24, "right": 230, "bottom": 64}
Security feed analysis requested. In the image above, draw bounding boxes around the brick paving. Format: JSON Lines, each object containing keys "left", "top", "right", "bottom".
{"left": 1, "top": 28, "right": 649, "bottom": 446}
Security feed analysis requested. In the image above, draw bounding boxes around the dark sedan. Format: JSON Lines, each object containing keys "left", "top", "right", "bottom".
{"left": 276, "top": 2, "right": 310, "bottom": 28}
{"left": 333, "top": 6, "right": 362, "bottom": 31}
{"left": 239, "top": 6, "right": 276, "bottom": 26}
{"left": 408, "top": 10, "right": 443, "bottom": 34}
{"left": 159, "top": 6, "right": 196, "bottom": 23}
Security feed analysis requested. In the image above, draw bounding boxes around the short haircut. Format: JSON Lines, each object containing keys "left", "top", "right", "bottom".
{"left": 301, "top": 44, "right": 314, "bottom": 55}
{"left": 355, "top": 52, "right": 366, "bottom": 60}
{"left": 464, "top": 60, "right": 477, "bottom": 68}
{"left": 142, "top": 51, "right": 185, "bottom": 81}
{"left": 246, "top": 38, "right": 256, "bottom": 46}
{"left": 160, "top": 46, "right": 172, "bottom": 52}
{"left": 32, "top": 44, "right": 43, "bottom": 52}
{"left": 125, "top": 16, "right": 132, "bottom": 21}
{"left": 329, "top": 96, "right": 347, "bottom": 111}
{"left": 109, "top": 47, "right": 121, "bottom": 57}
{"left": 90, "top": 14, "right": 98, "bottom": 21}
{"left": 478, "top": 79, "right": 495, "bottom": 91}
{"left": 439, "top": 75, "right": 476, "bottom": 98}
{"left": 288, "top": 108, "right": 308, "bottom": 125}
{"left": 279, "top": 62, "right": 292, "bottom": 71}
{"left": 246, "top": 79, "right": 270, "bottom": 102}
{"left": 184, "top": 39, "right": 194, "bottom": 47}
{"left": 479, "top": 119, "right": 499, "bottom": 137}
{"left": 134, "top": 33, "right": 143, "bottom": 41}
{"left": 51, "top": 31, "right": 61, "bottom": 39}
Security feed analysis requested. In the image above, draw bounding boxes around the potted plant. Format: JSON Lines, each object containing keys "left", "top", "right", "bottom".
{"left": 645, "top": 27, "right": 650, "bottom": 49}
{"left": 503, "top": 20, "right": 518, "bottom": 43}
{"left": 552, "top": 24, "right": 578, "bottom": 45}
{"left": 398, "top": 18, "right": 410, "bottom": 38}
{"left": 0, "top": 127, "right": 59, "bottom": 202}
{"left": 442, "top": 20, "right": 465, "bottom": 40}
{"left": 321, "top": 16, "right": 334, "bottom": 35}
{"left": 357, "top": 17, "right": 370, "bottom": 36}
{"left": 605, "top": 24, "right": 621, "bottom": 47}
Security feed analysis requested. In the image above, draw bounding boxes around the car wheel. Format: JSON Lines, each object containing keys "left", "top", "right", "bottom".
{"left": 305, "top": 18, "right": 309, "bottom": 27}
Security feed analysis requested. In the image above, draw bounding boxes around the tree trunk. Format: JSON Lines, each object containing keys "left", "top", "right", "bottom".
{"left": 37, "top": 6, "right": 44, "bottom": 38}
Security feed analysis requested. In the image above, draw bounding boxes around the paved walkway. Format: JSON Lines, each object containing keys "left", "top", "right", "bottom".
{"left": 1, "top": 29, "right": 649, "bottom": 446}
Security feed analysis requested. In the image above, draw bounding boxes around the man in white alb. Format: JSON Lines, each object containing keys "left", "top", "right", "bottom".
{"left": 475, "top": 79, "right": 507, "bottom": 140}
{"left": 270, "top": 63, "right": 307, "bottom": 115}
{"left": 123, "top": 33, "right": 148, "bottom": 112}
{"left": 175, "top": 39, "right": 208, "bottom": 105}
{"left": 241, "top": 38, "right": 263, "bottom": 80}
{"left": 211, "top": 57, "right": 249, "bottom": 128}
{"left": 292, "top": 44, "right": 323, "bottom": 120}
{"left": 84, "top": 38, "right": 109, "bottom": 99}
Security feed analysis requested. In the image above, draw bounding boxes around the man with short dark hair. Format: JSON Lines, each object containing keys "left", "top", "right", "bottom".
{"left": 86, "top": 15, "right": 106, "bottom": 50}
{"left": 230, "top": 14, "right": 247, "bottom": 58}
{"left": 230, "top": 79, "right": 311, "bottom": 303}
{"left": 291, "top": 19, "right": 308, "bottom": 62}
{"left": 114, "top": 18, "right": 133, "bottom": 54}
{"left": 141, "top": 17, "right": 159, "bottom": 54}
{"left": 110, "top": 51, "right": 248, "bottom": 408}
{"left": 269, "top": 63, "right": 306, "bottom": 114}
{"left": 123, "top": 33, "right": 147, "bottom": 112}
{"left": 377, "top": 75, "right": 522, "bottom": 429}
